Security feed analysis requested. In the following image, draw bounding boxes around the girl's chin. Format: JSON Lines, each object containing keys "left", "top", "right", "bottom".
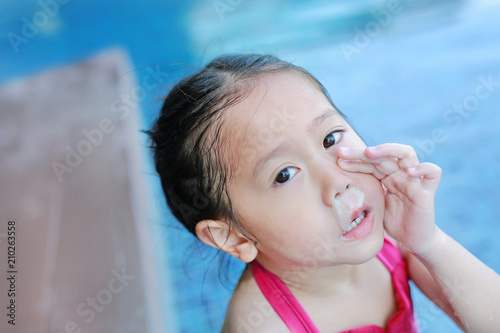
{"left": 345, "top": 224, "right": 385, "bottom": 264}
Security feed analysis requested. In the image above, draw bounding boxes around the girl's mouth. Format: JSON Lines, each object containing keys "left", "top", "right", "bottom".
{"left": 342, "top": 210, "right": 366, "bottom": 234}
{"left": 341, "top": 209, "right": 374, "bottom": 241}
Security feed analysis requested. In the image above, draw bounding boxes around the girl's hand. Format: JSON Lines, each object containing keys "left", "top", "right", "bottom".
{"left": 338, "top": 143, "right": 442, "bottom": 255}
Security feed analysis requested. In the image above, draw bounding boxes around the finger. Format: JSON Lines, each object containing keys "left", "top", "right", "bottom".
{"left": 339, "top": 147, "right": 401, "bottom": 178}
{"left": 365, "top": 143, "right": 419, "bottom": 170}
{"left": 337, "top": 147, "right": 367, "bottom": 161}
{"left": 338, "top": 147, "right": 393, "bottom": 166}
{"left": 338, "top": 159, "right": 386, "bottom": 179}
{"left": 407, "top": 163, "right": 442, "bottom": 181}
{"left": 373, "top": 159, "right": 400, "bottom": 175}
{"left": 339, "top": 145, "right": 417, "bottom": 168}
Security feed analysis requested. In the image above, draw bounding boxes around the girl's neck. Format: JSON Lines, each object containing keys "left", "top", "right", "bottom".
{"left": 260, "top": 258, "right": 376, "bottom": 299}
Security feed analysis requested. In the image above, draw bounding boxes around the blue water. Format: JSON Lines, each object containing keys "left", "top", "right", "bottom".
{"left": 2, "top": 0, "right": 499, "bottom": 332}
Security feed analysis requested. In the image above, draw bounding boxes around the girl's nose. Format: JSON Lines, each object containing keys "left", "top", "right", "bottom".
{"left": 317, "top": 157, "right": 353, "bottom": 207}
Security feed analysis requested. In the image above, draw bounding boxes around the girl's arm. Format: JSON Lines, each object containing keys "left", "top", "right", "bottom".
{"left": 407, "top": 228, "right": 500, "bottom": 332}
{"left": 404, "top": 249, "right": 464, "bottom": 329}
{"left": 338, "top": 144, "right": 500, "bottom": 332}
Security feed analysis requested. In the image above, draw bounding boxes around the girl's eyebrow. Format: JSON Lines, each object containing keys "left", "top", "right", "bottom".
{"left": 252, "top": 142, "right": 293, "bottom": 180}
{"left": 252, "top": 109, "right": 340, "bottom": 180}
{"left": 308, "top": 108, "right": 340, "bottom": 134}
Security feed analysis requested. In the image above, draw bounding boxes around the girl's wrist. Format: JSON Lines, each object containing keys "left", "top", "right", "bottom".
{"left": 410, "top": 226, "right": 447, "bottom": 259}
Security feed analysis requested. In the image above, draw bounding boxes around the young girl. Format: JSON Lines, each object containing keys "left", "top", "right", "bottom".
{"left": 148, "top": 54, "right": 500, "bottom": 332}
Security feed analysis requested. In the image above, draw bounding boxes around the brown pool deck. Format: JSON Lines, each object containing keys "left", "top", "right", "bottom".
{"left": 0, "top": 50, "right": 174, "bottom": 332}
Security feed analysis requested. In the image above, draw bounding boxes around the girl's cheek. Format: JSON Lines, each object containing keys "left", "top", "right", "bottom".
{"left": 356, "top": 172, "right": 384, "bottom": 197}
{"left": 371, "top": 177, "right": 386, "bottom": 206}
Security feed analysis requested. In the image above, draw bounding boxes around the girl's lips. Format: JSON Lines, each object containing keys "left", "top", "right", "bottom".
{"left": 341, "top": 208, "right": 374, "bottom": 241}
{"left": 350, "top": 207, "right": 368, "bottom": 225}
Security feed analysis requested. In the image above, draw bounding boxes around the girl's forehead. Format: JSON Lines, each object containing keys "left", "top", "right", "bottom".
{"left": 224, "top": 72, "right": 334, "bottom": 134}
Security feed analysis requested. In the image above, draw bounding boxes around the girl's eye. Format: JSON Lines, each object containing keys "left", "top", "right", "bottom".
{"left": 274, "top": 167, "right": 298, "bottom": 185}
{"left": 323, "top": 131, "right": 342, "bottom": 149}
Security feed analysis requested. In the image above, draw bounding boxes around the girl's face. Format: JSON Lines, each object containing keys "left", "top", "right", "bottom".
{"left": 223, "top": 72, "right": 385, "bottom": 271}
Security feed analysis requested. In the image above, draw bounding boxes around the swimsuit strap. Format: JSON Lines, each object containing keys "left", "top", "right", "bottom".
{"left": 251, "top": 260, "right": 319, "bottom": 333}
{"left": 377, "top": 238, "right": 418, "bottom": 333}
{"left": 375, "top": 238, "right": 402, "bottom": 273}
{"left": 251, "top": 238, "right": 417, "bottom": 333}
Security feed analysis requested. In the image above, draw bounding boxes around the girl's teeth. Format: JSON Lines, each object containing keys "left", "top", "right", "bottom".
{"left": 343, "top": 211, "right": 366, "bottom": 234}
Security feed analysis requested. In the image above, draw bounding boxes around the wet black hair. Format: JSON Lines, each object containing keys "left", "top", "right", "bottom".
{"left": 147, "top": 54, "right": 339, "bottom": 239}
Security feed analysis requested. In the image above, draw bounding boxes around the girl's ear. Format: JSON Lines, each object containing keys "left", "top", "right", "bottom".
{"left": 195, "top": 220, "right": 258, "bottom": 263}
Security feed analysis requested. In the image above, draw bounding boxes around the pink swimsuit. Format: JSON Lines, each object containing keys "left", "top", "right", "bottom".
{"left": 251, "top": 238, "right": 418, "bottom": 332}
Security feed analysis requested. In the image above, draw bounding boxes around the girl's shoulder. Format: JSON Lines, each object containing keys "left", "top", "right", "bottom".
{"left": 221, "top": 265, "right": 289, "bottom": 333}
